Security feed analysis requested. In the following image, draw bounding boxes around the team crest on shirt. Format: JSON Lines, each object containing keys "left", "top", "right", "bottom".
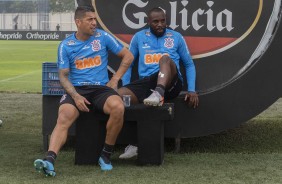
{"left": 164, "top": 38, "right": 174, "bottom": 48}
{"left": 91, "top": 40, "right": 101, "bottom": 51}
{"left": 145, "top": 31, "right": 151, "bottom": 36}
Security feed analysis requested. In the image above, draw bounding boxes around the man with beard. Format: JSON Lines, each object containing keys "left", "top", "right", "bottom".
{"left": 118, "top": 7, "right": 199, "bottom": 159}
{"left": 34, "top": 6, "right": 133, "bottom": 175}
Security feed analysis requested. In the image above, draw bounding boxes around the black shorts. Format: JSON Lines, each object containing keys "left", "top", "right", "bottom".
{"left": 59, "top": 85, "right": 120, "bottom": 113}
{"left": 123, "top": 72, "right": 183, "bottom": 103}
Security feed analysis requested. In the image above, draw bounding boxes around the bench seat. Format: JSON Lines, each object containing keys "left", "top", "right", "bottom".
{"left": 75, "top": 103, "right": 174, "bottom": 165}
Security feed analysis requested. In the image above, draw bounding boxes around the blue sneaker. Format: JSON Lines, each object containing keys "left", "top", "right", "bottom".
{"left": 34, "top": 159, "right": 56, "bottom": 177}
{"left": 98, "top": 157, "right": 113, "bottom": 171}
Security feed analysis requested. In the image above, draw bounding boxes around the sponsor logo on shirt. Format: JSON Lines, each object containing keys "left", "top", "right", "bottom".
{"left": 95, "top": 32, "right": 102, "bottom": 37}
{"left": 166, "top": 32, "right": 173, "bottom": 37}
{"left": 145, "top": 31, "right": 151, "bottom": 36}
{"left": 91, "top": 40, "right": 101, "bottom": 51}
{"left": 164, "top": 38, "right": 174, "bottom": 49}
{"left": 82, "top": 45, "right": 90, "bottom": 50}
{"left": 142, "top": 42, "right": 150, "bottom": 49}
{"left": 67, "top": 40, "right": 75, "bottom": 45}
{"left": 75, "top": 56, "right": 102, "bottom": 69}
{"left": 144, "top": 53, "right": 169, "bottom": 64}
{"left": 78, "top": 81, "right": 101, "bottom": 85}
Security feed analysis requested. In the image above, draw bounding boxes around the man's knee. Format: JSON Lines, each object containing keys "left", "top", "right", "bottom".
{"left": 159, "top": 55, "right": 171, "bottom": 64}
{"left": 105, "top": 96, "right": 125, "bottom": 116}
{"left": 57, "top": 105, "right": 78, "bottom": 128}
{"left": 159, "top": 55, "right": 177, "bottom": 75}
{"left": 56, "top": 114, "right": 73, "bottom": 130}
{"left": 110, "top": 100, "right": 125, "bottom": 116}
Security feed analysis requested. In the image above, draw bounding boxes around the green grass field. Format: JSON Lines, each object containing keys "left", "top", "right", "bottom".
{"left": 0, "top": 40, "right": 59, "bottom": 93}
{"left": 1, "top": 93, "right": 282, "bottom": 184}
{"left": 1, "top": 40, "right": 282, "bottom": 183}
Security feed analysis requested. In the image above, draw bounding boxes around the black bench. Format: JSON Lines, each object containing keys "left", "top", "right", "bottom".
{"left": 75, "top": 103, "right": 174, "bottom": 165}
{"left": 42, "top": 96, "right": 174, "bottom": 165}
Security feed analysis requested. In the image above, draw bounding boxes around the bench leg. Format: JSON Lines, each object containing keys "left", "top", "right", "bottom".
{"left": 174, "top": 137, "right": 181, "bottom": 153}
{"left": 75, "top": 113, "right": 106, "bottom": 165}
{"left": 137, "top": 120, "right": 164, "bottom": 165}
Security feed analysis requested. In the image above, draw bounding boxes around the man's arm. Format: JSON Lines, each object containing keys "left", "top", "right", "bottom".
{"left": 178, "top": 35, "right": 199, "bottom": 108}
{"left": 107, "top": 48, "right": 134, "bottom": 89}
{"left": 59, "top": 68, "right": 90, "bottom": 112}
{"left": 121, "top": 34, "right": 139, "bottom": 86}
{"left": 121, "top": 61, "right": 134, "bottom": 86}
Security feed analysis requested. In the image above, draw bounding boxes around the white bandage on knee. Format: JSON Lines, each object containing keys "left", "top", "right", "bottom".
{"left": 158, "top": 72, "right": 165, "bottom": 78}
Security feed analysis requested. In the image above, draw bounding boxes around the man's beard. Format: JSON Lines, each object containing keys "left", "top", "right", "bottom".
{"left": 150, "top": 26, "right": 166, "bottom": 37}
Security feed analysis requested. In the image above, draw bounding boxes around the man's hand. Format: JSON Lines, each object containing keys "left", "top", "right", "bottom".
{"left": 184, "top": 92, "right": 199, "bottom": 108}
{"left": 106, "top": 77, "right": 119, "bottom": 91}
{"left": 73, "top": 94, "right": 91, "bottom": 112}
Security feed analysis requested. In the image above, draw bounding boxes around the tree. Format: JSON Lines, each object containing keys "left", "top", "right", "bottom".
{"left": 0, "top": 0, "right": 75, "bottom": 13}
{"left": 49, "top": 0, "right": 75, "bottom": 13}
{"left": 0, "top": 1, "right": 37, "bottom": 13}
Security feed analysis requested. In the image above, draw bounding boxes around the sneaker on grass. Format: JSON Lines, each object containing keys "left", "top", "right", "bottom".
{"left": 119, "top": 145, "right": 138, "bottom": 159}
{"left": 143, "top": 90, "right": 164, "bottom": 106}
{"left": 98, "top": 157, "right": 113, "bottom": 171}
{"left": 34, "top": 159, "right": 56, "bottom": 177}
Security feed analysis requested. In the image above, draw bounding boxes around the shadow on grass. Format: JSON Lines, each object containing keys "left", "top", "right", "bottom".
{"left": 61, "top": 118, "right": 282, "bottom": 156}
{"left": 164, "top": 119, "right": 282, "bottom": 154}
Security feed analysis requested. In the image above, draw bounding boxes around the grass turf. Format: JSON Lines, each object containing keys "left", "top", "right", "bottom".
{"left": 1, "top": 93, "right": 282, "bottom": 184}
{"left": 0, "top": 40, "right": 59, "bottom": 93}
{"left": 1, "top": 40, "right": 282, "bottom": 183}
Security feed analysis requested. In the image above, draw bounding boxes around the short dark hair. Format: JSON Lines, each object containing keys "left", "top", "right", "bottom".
{"left": 74, "top": 6, "right": 95, "bottom": 19}
{"left": 147, "top": 7, "right": 165, "bottom": 18}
